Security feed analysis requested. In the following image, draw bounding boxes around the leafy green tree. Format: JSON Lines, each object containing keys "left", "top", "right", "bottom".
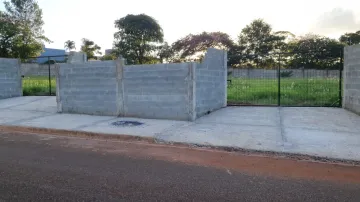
{"left": 238, "top": 19, "right": 286, "bottom": 68}
{"left": 80, "top": 38, "right": 101, "bottom": 60}
{"left": 238, "top": 19, "right": 285, "bottom": 55}
{"left": 0, "top": 12, "right": 19, "bottom": 57}
{"left": 339, "top": 31, "right": 360, "bottom": 46}
{"left": 2, "top": 0, "right": 51, "bottom": 59}
{"left": 157, "top": 42, "right": 173, "bottom": 63}
{"left": 100, "top": 54, "right": 116, "bottom": 61}
{"left": 113, "top": 14, "right": 164, "bottom": 64}
{"left": 64, "top": 40, "right": 76, "bottom": 51}
{"left": 227, "top": 44, "right": 246, "bottom": 67}
{"left": 286, "top": 34, "right": 344, "bottom": 69}
{"left": 171, "top": 32, "right": 234, "bottom": 62}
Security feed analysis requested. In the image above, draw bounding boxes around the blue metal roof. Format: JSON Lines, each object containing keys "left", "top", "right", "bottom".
{"left": 37, "top": 48, "right": 66, "bottom": 63}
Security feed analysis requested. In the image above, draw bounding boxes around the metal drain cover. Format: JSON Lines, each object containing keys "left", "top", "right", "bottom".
{"left": 111, "top": 121, "right": 144, "bottom": 127}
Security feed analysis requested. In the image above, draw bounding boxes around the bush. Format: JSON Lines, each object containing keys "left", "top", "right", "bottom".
{"left": 280, "top": 70, "right": 293, "bottom": 78}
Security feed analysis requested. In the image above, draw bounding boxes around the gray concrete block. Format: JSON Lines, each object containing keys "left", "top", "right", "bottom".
{"left": 343, "top": 45, "right": 360, "bottom": 115}
{"left": 0, "top": 58, "right": 22, "bottom": 99}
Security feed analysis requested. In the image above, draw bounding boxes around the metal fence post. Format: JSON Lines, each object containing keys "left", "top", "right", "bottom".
{"left": 277, "top": 53, "right": 281, "bottom": 106}
{"left": 48, "top": 56, "right": 51, "bottom": 95}
{"left": 339, "top": 50, "right": 343, "bottom": 107}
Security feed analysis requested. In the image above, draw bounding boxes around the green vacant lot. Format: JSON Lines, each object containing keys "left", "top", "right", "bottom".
{"left": 228, "top": 78, "right": 341, "bottom": 106}
{"left": 22, "top": 76, "right": 56, "bottom": 96}
{"left": 22, "top": 76, "right": 341, "bottom": 107}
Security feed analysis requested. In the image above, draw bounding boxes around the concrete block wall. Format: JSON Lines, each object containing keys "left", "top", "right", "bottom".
{"left": 56, "top": 48, "right": 227, "bottom": 121}
{"left": 67, "top": 51, "right": 87, "bottom": 63}
{"left": 196, "top": 48, "right": 227, "bottom": 117}
{"left": 343, "top": 44, "right": 360, "bottom": 114}
{"left": 123, "top": 63, "right": 195, "bottom": 121}
{"left": 21, "top": 63, "right": 56, "bottom": 77}
{"left": 0, "top": 58, "right": 22, "bottom": 99}
{"left": 56, "top": 61, "right": 119, "bottom": 115}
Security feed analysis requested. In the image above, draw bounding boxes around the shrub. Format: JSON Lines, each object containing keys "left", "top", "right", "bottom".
{"left": 280, "top": 70, "right": 293, "bottom": 78}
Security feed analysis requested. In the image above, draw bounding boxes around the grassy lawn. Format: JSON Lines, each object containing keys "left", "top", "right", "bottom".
{"left": 22, "top": 76, "right": 56, "bottom": 96}
{"left": 228, "top": 78, "right": 341, "bottom": 106}
{"left": 22, "top": 76, "right": 341, "bottom": 107}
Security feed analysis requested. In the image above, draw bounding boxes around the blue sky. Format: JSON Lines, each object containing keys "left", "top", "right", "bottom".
{"left": 1, "top": 0, "right": 359, "bottom": 54}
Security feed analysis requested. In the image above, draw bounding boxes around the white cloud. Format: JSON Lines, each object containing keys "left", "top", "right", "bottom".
{"left": 311, "top": 8, "right": 360, "bottom": 36}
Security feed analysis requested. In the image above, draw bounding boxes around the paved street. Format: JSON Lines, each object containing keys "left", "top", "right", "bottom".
{"left": 0, "top": 131, "right": 360, "bottom": 201}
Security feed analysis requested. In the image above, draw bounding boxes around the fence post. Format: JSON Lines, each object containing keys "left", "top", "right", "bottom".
{"left": 277, "top": 53, "right": 281, "bottom": 106}
{"left": 48, "top": 56, "right": 51, "bottom": 95}
{"left": 339, "top": 49, "right": 343, "bottom": 107}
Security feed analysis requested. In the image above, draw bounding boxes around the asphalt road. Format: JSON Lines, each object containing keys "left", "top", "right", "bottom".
{"left": 0, "top": 131, "right": 360, "bottom": 202}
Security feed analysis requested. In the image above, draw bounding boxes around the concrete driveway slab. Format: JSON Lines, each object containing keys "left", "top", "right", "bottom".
{"left": 2, "top": 96, "right": 360, "bottom": 161}
{"left": 283, "top": 127, "right": 360, "bottom": 161}
{"left": 0, "top": 96, "right": 49, "bottom": 109}
{"left": 9, "top": 97, "right": 57, "bottom": 113}
{"left": 13, "top": 114, "right": 115, "bottom": 130}
{"left": 158, "top": 123, "right": 283, "bottom": 152}
{"left": 0, "top": 109, "right": 51, "bottom": 124}
{"left": 80, "top": 117, "right": 188, "bottom": 138}
{"left": 281, "top": 107, "right": 360, "bottom": 133}
{"left": 197, "top": 107, "right": 279, "bottom": 126}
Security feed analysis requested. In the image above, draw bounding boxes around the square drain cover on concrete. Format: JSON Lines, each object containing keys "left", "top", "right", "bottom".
{"left": 111, "top": 121, "right": 144, "bottom": 127}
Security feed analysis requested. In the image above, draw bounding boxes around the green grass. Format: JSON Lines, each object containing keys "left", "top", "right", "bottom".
{"left": 22, "top": 76, "right": 56, "bottom": 96}
{"left": 227, "top": 78, "right": 341, "bottom": 106}
{"left": 22, "top": 76, "right": 341, "bottom": 107}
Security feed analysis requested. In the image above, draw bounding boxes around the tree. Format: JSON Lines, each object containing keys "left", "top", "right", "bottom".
{"left": 171, "top": 32, "right": 235, "bottom": 62}
{"left": 227, "top": 44, "right": 246, "bottom": 67}
{"left": 64, "top": 40, "right": 76, "bottom": 51}
{"left": 157, "top": 42, "right": 174, "bottom": 63}
{"left": 339, "top": 31, "right": 360, "bottom": 46}
{"left": 2, "top": 0, "right": 51, "bottom": 59}
{"left": 80, "top": 38, "right": 101, "bottom": 60}
{"left": 286, "top": 34, "right": 344, "bottom": 69}
{"left": 100, "top": 54, "right": 116, "bottom": 61}
{"left": 113, "top": 14, "right": 164, "bottom": 64}
{"left": 238, "top": 19, "right": 286, "bottom": 68}
{"left": 239, "top": 19, "right": 285, "bottom": 55}
{"left": 0, "top": 12, "right": 19, "bottom": 57}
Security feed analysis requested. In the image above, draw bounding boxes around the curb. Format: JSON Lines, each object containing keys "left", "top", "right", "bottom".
{"left": 0, "top": 125, "right": 156, "bottom": 143}
{"left": 155, "top": 141, "right": 360, "bottom": 166}
{"left": 1, "top": 125, "right": 360, "bottom": 166}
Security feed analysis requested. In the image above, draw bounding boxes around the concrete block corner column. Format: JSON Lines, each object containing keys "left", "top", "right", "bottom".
{"left": 55, "top": 64, "right": 62, "bottom": 112}
{"left": 188, "top": 62, "right": 197, "bottom": 121}
{"left": 115, "top": 58, "right": 125, "bottom": 116}
{"left": 195, "top": 48, "right": 228, "bottom": 118}
{"left": 343, "top": 44, "right": 360, "bottom": 115}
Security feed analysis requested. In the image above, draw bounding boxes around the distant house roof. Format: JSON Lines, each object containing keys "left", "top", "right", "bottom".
{"left": 37, "top": 48, "right": 66, "bottom": 63}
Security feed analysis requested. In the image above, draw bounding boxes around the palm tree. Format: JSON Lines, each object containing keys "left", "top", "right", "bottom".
{"left": 64, "top": 40, "right": 76, "bottom": 52}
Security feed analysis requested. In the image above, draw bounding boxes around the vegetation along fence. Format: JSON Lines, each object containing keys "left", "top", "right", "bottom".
{"left": 227, "top": 50, "right": 343, "bottom": 107}
{"left": 22, "top": 55, "right": 67, "bottom": 96}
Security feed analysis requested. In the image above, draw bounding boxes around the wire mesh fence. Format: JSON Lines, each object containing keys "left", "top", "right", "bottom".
{"left": 227, "top": 51, "right": 343, "bottom": 107}
{"left": 21, "top": 55, "right": 68, "bottom": 96}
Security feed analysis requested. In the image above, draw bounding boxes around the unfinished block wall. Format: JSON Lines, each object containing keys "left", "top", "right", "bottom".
{"left": 56, "top": 48, "right": 227, "bottom": 121}
{"left": 343, "top": 44, "right": 360, "bottom": 114}
{"left": 0, "top": 58, "right": 22, "bottom": 99}
{"left": 56, "top": 61, "right": 119, "bottom": 116}
{"left": 123, "top": 63, "right": 195, "bottom": 120}
{"left": 196, "top": 48, "right": 227, "bottom": 117}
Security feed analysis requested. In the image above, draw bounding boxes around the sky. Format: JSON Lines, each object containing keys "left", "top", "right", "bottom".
{"left": 1, "top": 0, "right": 360, "bottom": 54}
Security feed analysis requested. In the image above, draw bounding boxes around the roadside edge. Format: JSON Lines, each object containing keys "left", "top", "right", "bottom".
{"left": 1, "top": 125, "right": 359, "bottom": 166}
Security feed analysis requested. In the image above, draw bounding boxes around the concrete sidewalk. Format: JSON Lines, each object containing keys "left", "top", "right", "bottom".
{"left": 1, "top": 96, "right": 360, "bottom": 162}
